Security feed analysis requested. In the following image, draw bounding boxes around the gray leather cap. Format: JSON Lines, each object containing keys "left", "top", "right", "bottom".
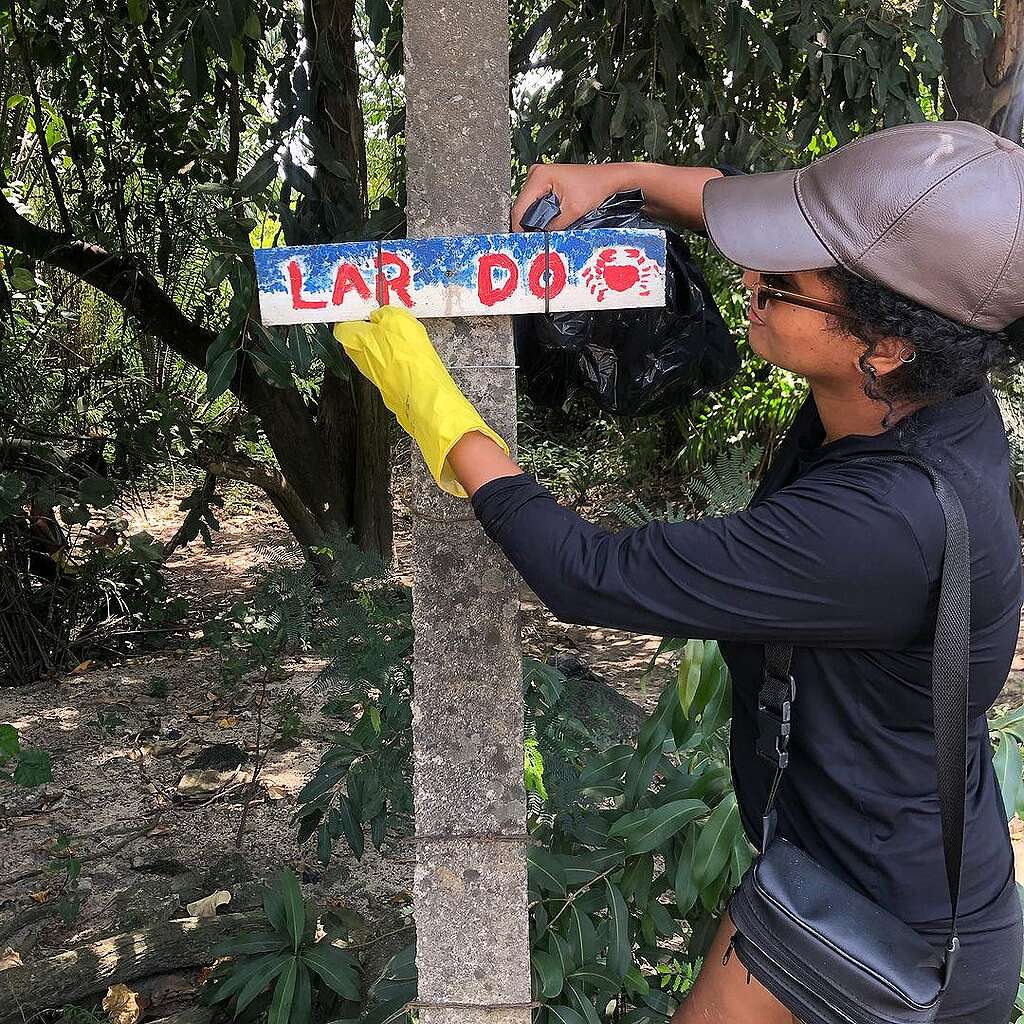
{"left": 701, "top": 120, "right": 1024, "bottom": 332}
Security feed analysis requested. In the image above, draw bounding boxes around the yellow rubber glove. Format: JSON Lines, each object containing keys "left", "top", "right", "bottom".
{"left": 333, "top": 306, "right": 511, "bottom": 498}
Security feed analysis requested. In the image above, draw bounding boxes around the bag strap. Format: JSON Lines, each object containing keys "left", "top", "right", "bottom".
{"left": 756, "top": 452, "right": 970, "bottom": 984}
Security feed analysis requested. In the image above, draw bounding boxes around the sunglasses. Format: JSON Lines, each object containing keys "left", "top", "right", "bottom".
{"left": 750, "top": 274, "right": 852, "bottom": 318}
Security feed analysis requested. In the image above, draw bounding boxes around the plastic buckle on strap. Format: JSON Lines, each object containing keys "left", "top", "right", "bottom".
{"left": 756, "top": 675, "right": 796, "bottom": 768}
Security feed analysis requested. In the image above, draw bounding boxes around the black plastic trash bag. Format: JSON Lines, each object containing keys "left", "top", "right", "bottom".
{"left": 513, "top": 188, "right": 741, "bottom": 417}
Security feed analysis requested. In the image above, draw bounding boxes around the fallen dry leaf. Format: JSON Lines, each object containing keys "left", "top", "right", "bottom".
{"left": 176, "top": 768, "right": 246, "bottom": 800}
{"left": 265, "top": 784, "right": 288, "bottom": 801}
{"left": 0, "top": 948, "right": 23, "bottom": 971}
{"left": 29, "top": 890, "right": 50, "bottom": 904}
{"left": 186, "top": 890, "right": 231, "bottom": 918}
{"left": 72, "top": 660, "right": 95, "bottom": 674}
{"left": 102, "top": 984, "right": 142, "bottom": 1024}
{"left": 217, "top": 717, "right": 238, "bottom": 729}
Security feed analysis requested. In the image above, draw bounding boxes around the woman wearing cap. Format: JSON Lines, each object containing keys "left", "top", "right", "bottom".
{"left": 335, "top": 120, "right": 1024, "bottom": 1023}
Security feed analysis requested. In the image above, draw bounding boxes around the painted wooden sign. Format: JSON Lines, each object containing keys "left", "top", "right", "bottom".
{"left": 253, "top": 229, "right": 667, "bottom": 325}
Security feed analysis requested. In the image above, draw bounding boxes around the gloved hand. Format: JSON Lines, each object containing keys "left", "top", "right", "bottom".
{"left": 333, "top": 306, "right": 510, "bottom": 499}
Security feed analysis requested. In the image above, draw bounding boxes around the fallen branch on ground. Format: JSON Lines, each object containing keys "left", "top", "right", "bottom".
{"left": 0, "top": 911, "right": 263, "bottom": 1024}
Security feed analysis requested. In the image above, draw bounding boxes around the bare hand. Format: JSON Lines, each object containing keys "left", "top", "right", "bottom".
{"left": 510, "top": 162, "right": 637, "bottom": 232}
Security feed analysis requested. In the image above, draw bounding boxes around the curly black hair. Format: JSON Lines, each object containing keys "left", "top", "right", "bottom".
{"left": 817, "top": 265, "right": 1024, "bottom": 426}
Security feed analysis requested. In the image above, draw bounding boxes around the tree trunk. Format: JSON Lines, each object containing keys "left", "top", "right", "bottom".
{"left": 404, "top": 4, "right": 532, "bottom": 1024}
{"left": 296, "top": 0, "right": 395, "bottom": 558}
{"left": 942, "top": 0, "right": 1024, "bottom": 141}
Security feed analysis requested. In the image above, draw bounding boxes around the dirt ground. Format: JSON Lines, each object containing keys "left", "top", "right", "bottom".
{"left": 2, "top": 461, "right": 1022, "bottom": 1016}
{"left": 0, "top": 462, "right": 671, "bottom": 1012}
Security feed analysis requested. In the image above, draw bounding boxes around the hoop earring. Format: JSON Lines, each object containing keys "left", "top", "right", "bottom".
{"left": 898, "top": 349, "right": 917, "bottom": 363}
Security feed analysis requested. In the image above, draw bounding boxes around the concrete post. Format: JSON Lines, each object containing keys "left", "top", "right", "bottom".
{"left": 402, "top": 6, "right": 532, "bottom": 1024}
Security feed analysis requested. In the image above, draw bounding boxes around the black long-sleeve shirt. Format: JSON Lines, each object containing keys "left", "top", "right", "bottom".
{"left": 470, "top": 385, "right": 1023, "bottom": 928}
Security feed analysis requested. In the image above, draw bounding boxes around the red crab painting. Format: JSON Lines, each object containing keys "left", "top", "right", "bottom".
{"left": 580, "top": 246, "right": 659, "bottom": 301}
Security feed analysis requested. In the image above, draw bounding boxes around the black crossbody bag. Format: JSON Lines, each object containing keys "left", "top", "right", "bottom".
{"left": 726, "top": 454, "right": 970, "bottom": 1024}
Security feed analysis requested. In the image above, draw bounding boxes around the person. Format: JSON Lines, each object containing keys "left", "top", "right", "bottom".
{"left": 334, "top": 119, "right": 1024, "bottom": 1024}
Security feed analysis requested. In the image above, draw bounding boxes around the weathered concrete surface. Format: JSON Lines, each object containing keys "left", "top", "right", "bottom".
{"left": 403, "top": 3, "right": 531, "bottom": 1024}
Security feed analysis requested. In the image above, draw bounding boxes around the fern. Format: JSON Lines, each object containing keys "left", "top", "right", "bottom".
{"left": 611, "top": 444, "right": 763, "bottom": 527}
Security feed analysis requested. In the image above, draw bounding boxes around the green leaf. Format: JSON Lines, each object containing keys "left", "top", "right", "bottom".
{"left": 243, "top": 12, "right": 261, "bottom": 37}
{"left": 564, "top": 864, "right": 605, "bottom": 889}
{"left": 284, "top": 323, "right": 311, "bottom": 376}
{"left": 14, "top": 749, "right": 52, "bottom": 787}
{"left": 579, "top": 745, "right": 633, "bottom": 789}
{"left": 206, "top": 348, "right": 238, "bottom": 402}
{"left": 10, "top": 267, "right": 37, "bottom": 292}
{"left": 623, "top": 965, "right": 650, "bottom": 996}
{"left": 610, "top": 799, "right": 708, "bottom": 856}
{"left": 337, "top": 796, "right": 364, "bottom": 859}
{"left": 279, "top": 870, "right": 305, "bottom": 952}
{"left": 609, "top": 86, "right": 634, "bottom": 139}
{"left": 302, "top": 944, "right": 360, "bottom": 1000}
{"left": 569, "top": 963, "right": 620, "bottom": 991}
{"left": 645, "top": 897, "right": 676, "bottom": 937}
{"left": 533, "top": 948, "right": 564, "bottom": 999}
{"left": 0, "top": 724, "right": 20, "bottom": 759}
{"left": 699, "top": 665, "right": 732, "bottom": 738}
{"left": 264, "top": 878, "right": 289, "bottom": 938}
{"left": 127, "top": 0, "right": 147, "bottom": 24}
{"left": 565, "top": 904, "right": 599, "bottom": 966}
{"left": 604, "top": 880, "right": 630, "bottom": 981}
{"left": 547, "top": 930, "right": 575, "bottom": 976}
{"left": 730, "top": 827, "right": 754, "bottom": 885}
{"left": 181, "top": 27, "right": 209, "bottom": 98}
{"left": 693, "top": 793, "right": 739, "bottom": 889}
{"left": 249, "top": 342, "right": 294, "bottom": 389}
{"left": 312, "top": 324, "right": 352, "bottom": 379}
{"left": 78, "top": 477, "right": 117, "bottom": 509}
{"left": 529, "top": 846, "right": 568, "bottom": 895}
{"left": 317, "top": 819, "right": 332, "bottom": 868}
{"left": 678, "top": 640, "right": 703, "bottom": 716}
{"left": 200, "top": 6, "right": 234, "bottom": 59}
{"left": 213, "top": 933, "right": 289, "bottom": 957}
{"left": 618, "top": 854, "right": 654, "bottom": 906}
{"left": 993, "top": 732, "right": 1022, "bottom": 823}
{"left": 230, "top": 37, "right": 246, "bottom": 75}
{"left": 234, "top": 952, "right": 291, "bottom": 1013}
{"left": 267, "top": 957, "right": 297, "bottom": 1024}
{"left": 988, "top": 704, "right": 1024, "bottom": 740}
{"left": 292, "top": 961, "right": 312, "bottom": 1024}
{"left": 636, "top": 686, "right": 677, "bottom": 755}
{"left": 210, "top": 952, "right": 282, "bottom": 1005}
{"left": 623, "top": 745, "right": 662, "bottom": 808}
{"left": 546, "top": 1005, "right": 587, "bottom": 1024}
{"left": 564, "top": 982, "right": 603, "bottom": 1024}
{"left": 673, "top": 831, "right": 698, "bottom": 917}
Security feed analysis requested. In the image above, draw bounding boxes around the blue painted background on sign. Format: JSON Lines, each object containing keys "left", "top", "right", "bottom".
{"left": 254, "top": 242, "right": 377, "bottom": 295}
{"left": 253, "top": 231, "right": 667, "bottom": 295}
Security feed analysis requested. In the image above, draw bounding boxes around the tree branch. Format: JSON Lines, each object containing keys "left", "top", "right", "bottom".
{"left": 510, "top": 3, "right": 567, "bottom": 76}
{"left": 207, "top": 455, "right": 325, "bottom": 546}
{"left": 5, "top": 0, "right": 72, "bottom": 233}
{"left": 0, "top": 186, "right": 211, "bottom": 367}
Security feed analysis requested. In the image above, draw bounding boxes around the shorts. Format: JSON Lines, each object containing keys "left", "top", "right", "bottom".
{"left": 913, "top": 867, "right": 1022, "bottom": 1024}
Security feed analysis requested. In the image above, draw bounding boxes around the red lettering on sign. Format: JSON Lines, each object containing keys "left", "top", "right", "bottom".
{"left": 477, "top": 253, "right": 519, "bottom": 306}
{"left": 287, "top": 260, "right": 327, "bottom": 309}
{"left": 332, "top": 261, "right": 372, "bottom": 305}
{"left": 527, "top": 251, "right": 567, "bottom": 299}
{"left": 375, "top": 251, "right": 414, "bottom": 307}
